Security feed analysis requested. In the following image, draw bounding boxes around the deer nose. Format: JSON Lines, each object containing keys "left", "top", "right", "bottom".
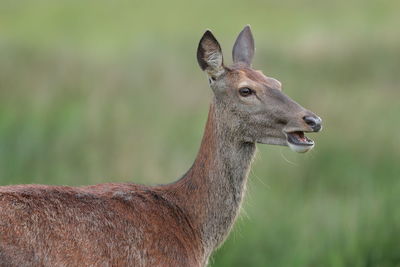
{"left": 303, "top": 116, "right": 322, "bottom": 132}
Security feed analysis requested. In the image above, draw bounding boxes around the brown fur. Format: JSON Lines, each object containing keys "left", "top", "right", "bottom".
{"left": 0, "top": 184, "right": 203, "bottom": 266}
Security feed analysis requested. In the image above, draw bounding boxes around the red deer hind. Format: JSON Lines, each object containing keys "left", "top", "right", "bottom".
{"left": 0, "top": 26, "right": 322, "bottom": 266}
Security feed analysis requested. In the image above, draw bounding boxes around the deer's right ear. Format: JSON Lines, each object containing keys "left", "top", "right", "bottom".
{"left": 197, "top": 30, "right": 225, "bottom": 79}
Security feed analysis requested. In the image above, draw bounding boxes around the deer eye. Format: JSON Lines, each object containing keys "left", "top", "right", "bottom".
{"left": 239, "top": 87, "right": 253, "bottom": 97}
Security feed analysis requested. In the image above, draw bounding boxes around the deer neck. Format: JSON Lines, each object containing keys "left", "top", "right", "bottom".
{"left": 167, "top": 100, "right": 256, "bottom": 252}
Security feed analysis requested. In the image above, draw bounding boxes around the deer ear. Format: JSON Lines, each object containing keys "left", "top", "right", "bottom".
{"left": 232, "top": 25, "right": 255, "bottom": 66}
{"left": 197, "top": 30, "right": 225, "bottom": 79}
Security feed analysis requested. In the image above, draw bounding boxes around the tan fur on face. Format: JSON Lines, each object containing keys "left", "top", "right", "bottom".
{"left": 235, "top": 68, "right": 282, "bottom": 92}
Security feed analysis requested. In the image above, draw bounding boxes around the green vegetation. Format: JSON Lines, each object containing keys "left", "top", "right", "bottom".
{"left": 1, "top": 0, "right": 399, "bottom": 266}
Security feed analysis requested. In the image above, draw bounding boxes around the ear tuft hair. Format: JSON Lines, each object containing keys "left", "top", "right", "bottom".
{"left": 197, "top": 30, "right": 225, "bottom": 78}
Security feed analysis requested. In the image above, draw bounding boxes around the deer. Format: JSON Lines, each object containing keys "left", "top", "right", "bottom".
{"left": 0, "top": 26, "right": 322, "bottom": 267}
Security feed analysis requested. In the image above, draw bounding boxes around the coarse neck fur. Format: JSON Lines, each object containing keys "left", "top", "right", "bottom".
{"left": 166, "top": 99, "right": 256, "bottom": 259}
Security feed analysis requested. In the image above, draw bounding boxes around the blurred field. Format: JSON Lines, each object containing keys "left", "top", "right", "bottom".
{"left": 1, "top": 0, "right": 400, "bottom": 266}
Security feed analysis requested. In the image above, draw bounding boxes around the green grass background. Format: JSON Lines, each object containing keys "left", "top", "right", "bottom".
{"left": 1, "top": 0, "right": 400, "bottom": 266}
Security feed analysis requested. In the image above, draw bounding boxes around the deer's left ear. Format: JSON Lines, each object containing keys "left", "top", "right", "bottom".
{"left": 232, "top": 25, "right": 255, "bottom": 67}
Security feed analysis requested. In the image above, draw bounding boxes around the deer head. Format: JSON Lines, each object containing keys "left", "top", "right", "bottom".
{"left": 197, "top": 26, "right": 322, "bottom": 153}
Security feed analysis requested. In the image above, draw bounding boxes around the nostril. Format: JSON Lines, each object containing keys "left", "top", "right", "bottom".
{"left": 303, "top": 116, "right": 321, "bottom": 131}
{"left": 303, "top": 116, "right": 316, "bottom": 126}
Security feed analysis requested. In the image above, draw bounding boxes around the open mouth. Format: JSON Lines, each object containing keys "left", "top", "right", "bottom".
{"left": 286, "top": 131, "right": 314, "bottom": 153}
